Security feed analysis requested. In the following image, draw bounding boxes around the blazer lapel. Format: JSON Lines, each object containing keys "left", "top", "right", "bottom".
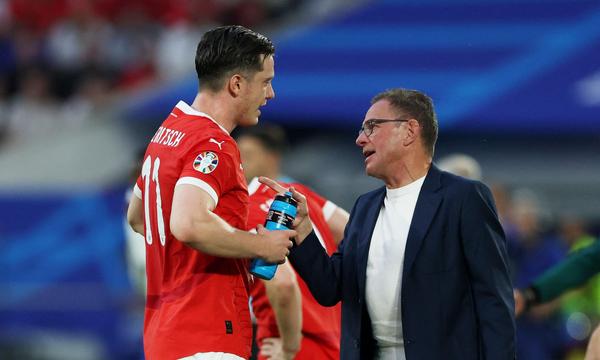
{"left": 402, "top": 166, "right": 443, "bottom": 278}
{"left": 357, "top": 187, "right": 386, "bottom": 301}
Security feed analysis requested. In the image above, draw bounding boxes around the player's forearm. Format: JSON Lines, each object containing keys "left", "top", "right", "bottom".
{"left": 172, "top": 212, "right": 264, "bottom": 259}
{"left": 327, "top": 207, "right": 349, "bottom": 245}
{"left": 189, "top": 228, "right": 262, "bottom": 259}
{"left": 130, "top": 222, "right": 145, "bottom": 236}
{"left": 126, "top": 213, "right": 144, "bottom": 235}
{"left": 127, "top": 196, "right": 145, "bottom": 235}
{"left": 266, "top": 275, "right": 303, "bottom": 353}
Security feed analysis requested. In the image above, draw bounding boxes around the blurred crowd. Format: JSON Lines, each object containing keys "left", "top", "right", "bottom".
{"left": 0, "top": 0, "right": 301, "bottom": 147}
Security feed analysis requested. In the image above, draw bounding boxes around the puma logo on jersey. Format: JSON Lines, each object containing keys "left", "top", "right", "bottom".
{"left": 209, "top": 138, "right": 225, "bottom": 150}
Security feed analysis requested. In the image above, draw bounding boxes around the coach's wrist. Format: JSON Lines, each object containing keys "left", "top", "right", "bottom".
{"left": 293, "top": 223, "right": 313, "bottom": 246}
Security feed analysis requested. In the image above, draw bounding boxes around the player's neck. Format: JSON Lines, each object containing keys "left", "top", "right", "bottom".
{"left": 191, "top": 92, "right": 236, "bottom": 133}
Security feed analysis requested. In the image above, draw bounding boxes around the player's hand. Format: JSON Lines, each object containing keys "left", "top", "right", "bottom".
{"left": 256, "top": 224, "right": 295, "bottom": 264}
{"left": 514, "top": 289, "right": 525, "bottom": 317}
{"left": 260, "top": 337, "right": 297, "bottom": 360}
{"left": 258, "top": 176, "right": 313, "bottom": 245}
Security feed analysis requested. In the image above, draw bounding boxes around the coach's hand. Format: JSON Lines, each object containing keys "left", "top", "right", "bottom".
{"left": 258, "top": 176, "right": 313, "bottom": 245}
{"left": 257, "top": 224, "right": 295, "bottom": 264}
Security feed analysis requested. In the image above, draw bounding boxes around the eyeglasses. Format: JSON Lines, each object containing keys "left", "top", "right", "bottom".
{"left": 358, "top": 118, "right": 409, "bottom": 137}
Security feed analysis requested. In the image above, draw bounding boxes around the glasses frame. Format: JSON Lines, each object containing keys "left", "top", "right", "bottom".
{"left": 359, "top": 118, "right": 409, "bottom": 137}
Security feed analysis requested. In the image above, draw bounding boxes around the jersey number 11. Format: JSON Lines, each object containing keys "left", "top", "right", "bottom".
{"left": 142, "top": 155, "right": 166, "bottom": 246}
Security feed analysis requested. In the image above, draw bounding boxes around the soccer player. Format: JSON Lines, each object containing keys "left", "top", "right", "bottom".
{"left": 236, "top": 126, "right": 349, "bottom": 359}
{"left": 126, "top": 26, "right": 296, "bottom": 360}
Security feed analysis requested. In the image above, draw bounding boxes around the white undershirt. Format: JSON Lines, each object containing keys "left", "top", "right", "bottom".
{"left": 365, "top": 176, "right": 425, "bottom": 360}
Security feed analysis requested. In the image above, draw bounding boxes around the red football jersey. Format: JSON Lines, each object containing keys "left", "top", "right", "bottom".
{"left": 134, "top": 101, "right": 252, "bottom": 360}
{"left": 247, "top": 178, "right": 341, "bottom": 359}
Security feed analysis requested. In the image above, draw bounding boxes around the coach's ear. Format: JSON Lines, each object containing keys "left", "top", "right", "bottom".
{"left": 403, "top": 118, "right": 420, "bottom": 147}
{"left": 228, "top": 73, "right": 244, "bottom": 97}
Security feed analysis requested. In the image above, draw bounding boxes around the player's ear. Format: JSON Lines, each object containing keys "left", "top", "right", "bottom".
{"left": 228, "top": 74, "right": 244, "bottom": 97}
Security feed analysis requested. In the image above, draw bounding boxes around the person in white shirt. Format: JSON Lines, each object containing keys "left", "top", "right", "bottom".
{"left": 262, "top": 88, "right": 516, "bottom": 360}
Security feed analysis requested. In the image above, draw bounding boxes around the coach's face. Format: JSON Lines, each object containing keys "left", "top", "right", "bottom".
{"left": 239, "top": 55, "right": 275, "bottom": 126}
{"left": 356, "top": 99, "right": 407, "bottom": 181}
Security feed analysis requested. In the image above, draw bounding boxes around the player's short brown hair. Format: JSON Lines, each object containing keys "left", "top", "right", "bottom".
{"left": 195, "top": 25, "right": 275, "bottom": 92}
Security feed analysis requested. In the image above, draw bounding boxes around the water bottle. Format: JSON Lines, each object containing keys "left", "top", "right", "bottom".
{"left": 250, "top": 191, "right": 297, "bottom": 280}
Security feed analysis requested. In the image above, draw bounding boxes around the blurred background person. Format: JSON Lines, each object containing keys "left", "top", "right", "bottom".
{"left": 557, "top": 217, "right": 600, "bottom": 359}
{"left": 236, "top": 125, "right": 348, "bottom": 360}
{"left": 508, "top": 188, "right": 569, "bottom": 359}
{"left": 515, "top": 217, "right": 600, "bottom": 359}
{"left": 437, "top": 153, "right": 482, "bottom": 181}
{"left": 5, "top": 66, "right": 60, "bottom": 144}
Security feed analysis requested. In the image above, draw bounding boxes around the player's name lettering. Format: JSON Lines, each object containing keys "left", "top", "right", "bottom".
{"left": 151, "top": 126, "right": 186, "bottom": 147}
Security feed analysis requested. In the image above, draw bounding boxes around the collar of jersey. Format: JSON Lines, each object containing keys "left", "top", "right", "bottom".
{"left": 176, "top": 100, "right": 229, "bottom": 135}
{"left": 247, "top": 177, "right": 261, "bottom": 195}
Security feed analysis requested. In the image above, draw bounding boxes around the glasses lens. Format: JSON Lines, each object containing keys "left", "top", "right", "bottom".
{"left": 359, "top": 120, "right": 377, "bottom": 137}
{"left": 365, "top": 121, "right": 373, "bottom": 136}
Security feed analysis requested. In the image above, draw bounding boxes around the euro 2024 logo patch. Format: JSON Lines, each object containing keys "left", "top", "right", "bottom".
{"left": 193, "top": 151, "right": 219, "bottom": 174}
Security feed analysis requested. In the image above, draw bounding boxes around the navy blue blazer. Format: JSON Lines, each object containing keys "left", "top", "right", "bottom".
{"left": 289, "top": 165, "right": 516, "bottom": 359}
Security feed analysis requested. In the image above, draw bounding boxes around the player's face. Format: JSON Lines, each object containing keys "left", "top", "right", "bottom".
{"left": 239, "top": 55, "right": 275, "bottom": 126}
{"left": 355, "top": 100, "right": 407, "bottom": 180}
{"left": 238, "top": 136, "right": 270, "bottom": 182}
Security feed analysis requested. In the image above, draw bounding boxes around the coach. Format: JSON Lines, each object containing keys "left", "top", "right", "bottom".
{"left": 274, "top": 88, "right": 515, "bottom": 359}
